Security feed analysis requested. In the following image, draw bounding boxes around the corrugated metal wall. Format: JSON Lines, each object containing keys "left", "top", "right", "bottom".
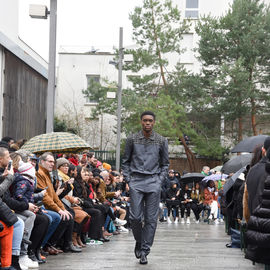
{"left": 2, "top": 49, "right": 47, "bottom": 140}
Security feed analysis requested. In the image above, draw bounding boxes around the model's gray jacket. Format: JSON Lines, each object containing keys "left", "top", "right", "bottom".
{"left": 122, "top": 130, "right": 169, "bottom": 183}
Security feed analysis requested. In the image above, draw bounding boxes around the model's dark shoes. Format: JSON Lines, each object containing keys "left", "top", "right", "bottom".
{"left": 134, "top": 242, "right": 141, "bottom": 259}
{"left": 139, "top": 253, "right": 148, "bottom": 265}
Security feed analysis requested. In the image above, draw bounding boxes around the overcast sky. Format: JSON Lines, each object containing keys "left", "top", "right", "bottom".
{"left": 18, "top": 0, "right": 142, "bottom": 61}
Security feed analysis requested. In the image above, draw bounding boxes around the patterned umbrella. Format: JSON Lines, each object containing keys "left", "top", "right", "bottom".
{"left": 21, "top": 132, "right": 91, "bottom": 154}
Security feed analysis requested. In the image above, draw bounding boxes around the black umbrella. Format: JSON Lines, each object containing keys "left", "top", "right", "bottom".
{"left": 231, "top": 135, "right": 268, "bottom": 153}
{"left": 223, "top": 167, "right": 246, "bottom": 195}
{"left": 180, "top": 173, "right": 205, "bottom": 185}
{"left": 221, "top": 154, "right": 252, "bottom": 174}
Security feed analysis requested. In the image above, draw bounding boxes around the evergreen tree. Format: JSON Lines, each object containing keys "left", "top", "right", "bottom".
{"left": 196, "top": 0, "right": 270, "bottom": 140}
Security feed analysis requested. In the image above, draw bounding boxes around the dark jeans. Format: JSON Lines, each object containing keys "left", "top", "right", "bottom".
{"left": 29, "top": 213, "right": 50, "bottom": 252}
{"left": 180, "top": 202, "right": 191, "bottom": 218}
{"left": 49, "top": 208, "right": 75, "bottom": 247}
{"left": 190, "top": 202, "right": 204, "bottom": 220}
{"left": 166, "top": 200, "right": 180, "bottom": 217}
{"left": 82, "top": 207, "right": 103, "bottom": 240}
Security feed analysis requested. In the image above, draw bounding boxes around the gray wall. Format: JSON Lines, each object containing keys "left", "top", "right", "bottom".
{"left": 2, "top": 49, "right": 47, "bottom": 140}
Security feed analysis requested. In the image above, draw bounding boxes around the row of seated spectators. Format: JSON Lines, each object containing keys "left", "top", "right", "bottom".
{"left": 0, "top": 142, "right": 130, "bottom": 270}
{"left": 162, "top": 181, "right": 223, "bottom": 225}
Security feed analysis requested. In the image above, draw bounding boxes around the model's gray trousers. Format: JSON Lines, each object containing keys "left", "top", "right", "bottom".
{"left": 129, "top": 174, "right": 161, "bottom": 255}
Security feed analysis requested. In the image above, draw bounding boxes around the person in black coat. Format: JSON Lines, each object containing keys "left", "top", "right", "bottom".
{"left": 72, "top": 166, "right": 108, "bottom": 243}
{"left": 245, "top": 147, "right": 270, "bottom": 265}
{"left": 179, "top": 184, "right": 192, "bottom": 224}
{"left": 165, "top": 181, "right": 180, "bottom": 224}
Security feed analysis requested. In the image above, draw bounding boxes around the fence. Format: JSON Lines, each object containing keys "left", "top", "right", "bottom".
{"left": 93, "top": 150, "right": 117, "bottom": 168}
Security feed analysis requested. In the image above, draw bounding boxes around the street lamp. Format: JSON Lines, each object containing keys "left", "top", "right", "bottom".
{"left": 109, "top": 28, "right": 123, "bottom": 171}
{"left": 29, "top": 1, "right": 57, "bottom": 133}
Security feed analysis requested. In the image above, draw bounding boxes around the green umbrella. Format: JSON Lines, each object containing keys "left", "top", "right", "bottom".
{"left": 21, "top": 132, "right": 90, "bottom": 154}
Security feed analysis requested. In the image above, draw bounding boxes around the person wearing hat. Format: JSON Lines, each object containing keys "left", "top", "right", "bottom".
{"left": 56, "top": 157, "right": 89, "bottom": 250}
{"left": 36, "top": 152, "right": 80, "bottom": 254}
{"left": 29, "top": 154, "right": 39, "bottom": 172}
{"left": 122, "top": 111, "right": 169, "bottom": 265}
{"left": 102, "top": 162, "right": 111, "bottom": 172}
{"left": 13, "top": 161, "right": 50, "bottom": 264}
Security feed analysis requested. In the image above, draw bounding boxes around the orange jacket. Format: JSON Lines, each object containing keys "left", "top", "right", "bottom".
{"left": 204, "top": 188, "right": 218, "bottom": 206}
{"left": 36, "top": 165, "right": 65, "bottom": 213}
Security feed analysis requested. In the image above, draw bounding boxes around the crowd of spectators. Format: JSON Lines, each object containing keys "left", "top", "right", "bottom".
{"left": 160, "top": 167, "right": 225, "bottom": 225}
{"left": 1, "top": 135, "right": 270, "bottom": 269}
{"left": 0, "top": 137, "right": 130, "bottom": 270}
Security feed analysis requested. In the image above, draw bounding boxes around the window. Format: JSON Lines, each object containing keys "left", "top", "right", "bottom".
{"left": 185, "top": 0, "right": 199, "bottom": 18}
{"left": 86, "top": 75, "right": 100, "bottom": 103}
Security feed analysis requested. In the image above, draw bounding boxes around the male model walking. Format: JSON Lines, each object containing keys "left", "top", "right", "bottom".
{"left": 122, "top": 111, "right": 169, "bottom": 265}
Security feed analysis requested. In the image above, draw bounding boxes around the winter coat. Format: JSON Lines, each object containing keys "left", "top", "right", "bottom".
{"left": 245, "top": 174, "right": 270, "bottom": 264}
{"left": 97, "top": 179, "right": 115, "bottom": 203}
{"left": 12, "top": 173, "right": 35, "bottom": 204}
{"left": 246, "top": 157, "right": 268, "bottom": 216}
{"left": 36, "top": 165, "right": 65, "bottom": 213}
{"left": 0, "top": 197, "right": 18, "bottom": 227}
{"left": 203, "top": 188, "right": 218, "bottom": 206}
{"left": 73, "top": 179, "right": 94, "bottom": 209}
{"left": 0, "top": 168, "right": 18, "bottom": 226}
{"left": 179, "top": 189, "right": 192, "bottom": 203}
{"left": 0, "top": 168, "right": 28, "bottom": 213}
{"left": 162, "top": 176, "right": 179, "bottom": 192}
{"left": 166, "top": 185, "right": 180, "bottom": 200}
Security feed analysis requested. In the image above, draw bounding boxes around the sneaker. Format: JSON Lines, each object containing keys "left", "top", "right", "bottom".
{"left": 86, "top": 239, "right": 103, "bottom": 245}
{"left": 118, "top": 226, "right": 129, "bottom": 233}
{"left": 214, "top": 219, "right": 220, "bottom": 225}
{"left": 219, "top": 218, "right": 224, "bottom": 223}
{"left": 186, "top": 217, "right": 190, "bottom": 224}
{"left": 181, "top": 218, "right": 185, "bottom": 224}
{"left": 114, "top": 218, "right": 127, "bottom": 226}
{"left": 208, "top": 214, "right": 213, "bottom": 221}
{"left": 195, "top": 219, "right": 200, "bottom": 224}
{"left": 167, "top": 217, "right": 172, "bottom": 224}
{"left": 20, "top": 264, "right": 29, "bottom": 270}
{"left": 174, "top": 217, "right": 179, "bottom": 224}
{"left": 19, "top": 255, "right": 39, "bottom": 268}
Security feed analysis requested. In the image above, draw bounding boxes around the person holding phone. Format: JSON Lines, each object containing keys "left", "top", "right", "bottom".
{"left": 36, "top": 153, "right": 80, "bottom": 254}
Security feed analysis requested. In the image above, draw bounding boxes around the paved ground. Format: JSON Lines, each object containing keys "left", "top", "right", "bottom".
{"left": 40, "top": 221, "right": 264, "bottom": 270}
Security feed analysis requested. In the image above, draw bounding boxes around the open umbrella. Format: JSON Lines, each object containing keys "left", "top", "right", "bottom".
{"left": 202, "top": 173, "right": 228, "bottom": 183}
{"left": 221, "top": 154, "right": 252, "bottom": 174}
{"left": 231, "top": 135, "right": 268, "bottom": 153}
{"left": 223, "top": 167, "right": 247, "bottom": 195}
{"left": 180, "top": 173, "right": 205, "bottom": 185}
{"left": 21, "top": 132, "right": 91, "bottom": 154}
